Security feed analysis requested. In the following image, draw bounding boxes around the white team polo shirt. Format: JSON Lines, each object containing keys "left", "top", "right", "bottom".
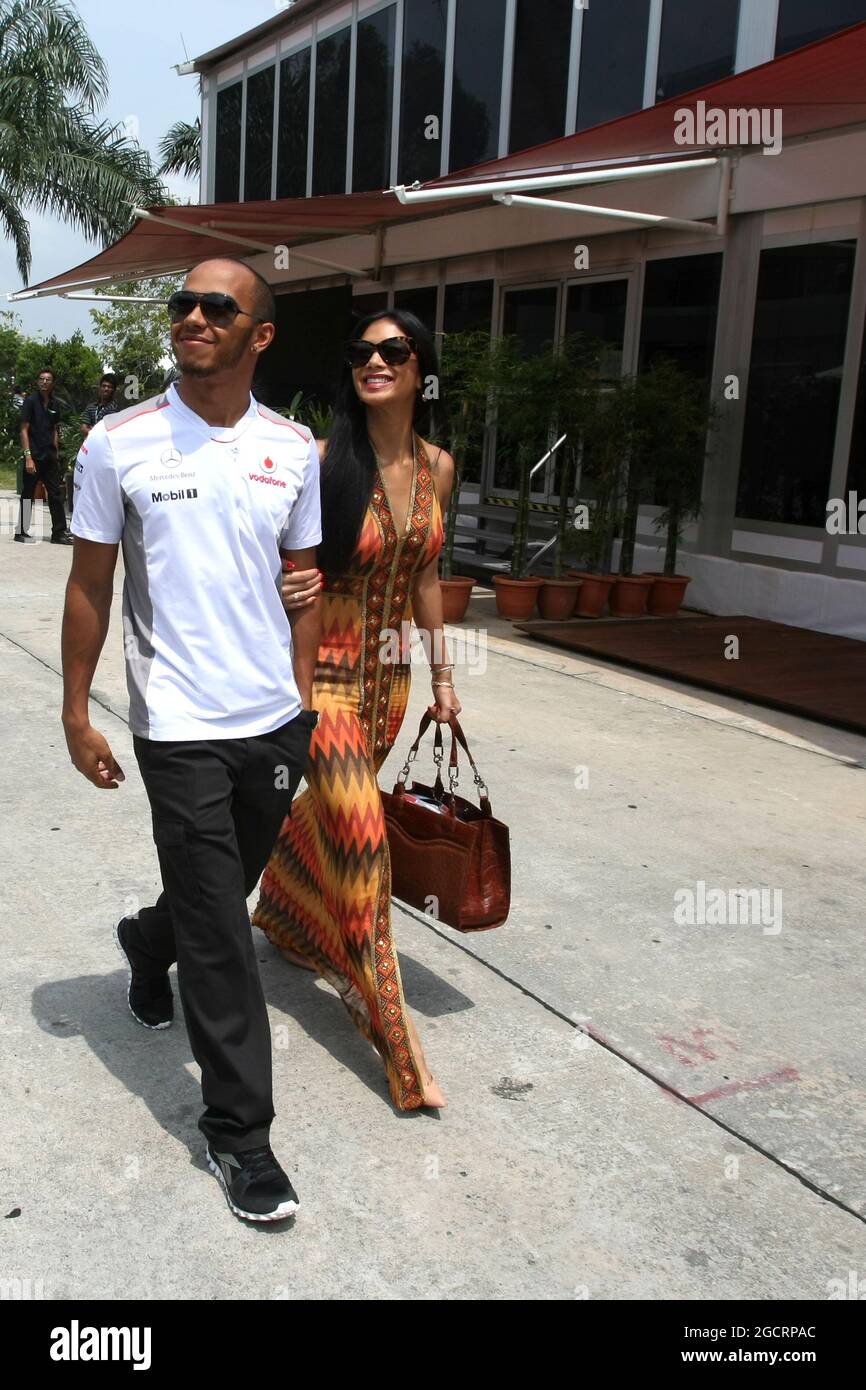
{"left": 71, "top": 383, "right": 322, "bottom": 741}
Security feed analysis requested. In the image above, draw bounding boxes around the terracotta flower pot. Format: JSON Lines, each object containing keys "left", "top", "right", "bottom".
{"left": 642, "top": 572, "right": 692, "bottom": 616}
{"left": 567, "top": 571, "right": 614, "bottom": 618}
{"left": 439, "top": 575, "right": 475, "bottom": 623}
{"left": 537, "top": 577, "right": 581, "bottom": 620}
{"left": 609, "top": 574, "right": 653, "bottom": 617}
{"left": 493, "top": 575, "right": 544, "bottom": 620}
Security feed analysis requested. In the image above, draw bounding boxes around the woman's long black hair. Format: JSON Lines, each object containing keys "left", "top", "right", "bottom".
{"left": 318, "top": 308, "right": 448, "bottom": 575}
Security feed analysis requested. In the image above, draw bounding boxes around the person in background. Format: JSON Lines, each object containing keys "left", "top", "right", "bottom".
{"left": 17, "top": 369, "right": 71, "bottom": 545}
{"left": 12, "top": 382, "right": 26, "bottom": 410}
{"left": 81, "top": 375, "right": 119, "bottom": 437}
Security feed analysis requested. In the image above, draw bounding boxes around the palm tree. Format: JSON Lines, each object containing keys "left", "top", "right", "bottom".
{"left": 157, "top": 117, "right": 201, "bottom": 181}
{"left": 0, "top": 0, "right": 167, "bottom": 281}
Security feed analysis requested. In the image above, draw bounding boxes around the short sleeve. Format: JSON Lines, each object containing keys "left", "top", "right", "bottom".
{"left": 280, "top": 434, "right": 322, "bottom": 551}
{"left": 70, "top": 421, "right": 124, "bottom": 544}
{"left": 20, "top": 396, "right": 34, "bottom": 426}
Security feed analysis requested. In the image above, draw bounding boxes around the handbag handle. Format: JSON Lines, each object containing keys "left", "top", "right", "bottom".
{"left": 395, "top": 712, "right": 492, "bottom": 814}
{"left": 395, "top": 710, "right": 446, "bottom": 797}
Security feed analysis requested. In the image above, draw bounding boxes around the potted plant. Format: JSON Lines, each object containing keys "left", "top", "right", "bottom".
{"left": 565, "top": 376, "right": 629, "bottom": 617}
{"left": 493, "top": 437, "right": 546, "bottom": 618}
{"left": 486, "top": 336, "right": 549, "bottom": 619}
{"left": 638, "top": 358, "right": 717, "bottom": 615}
{"left": 534, "top": 335, "right": 604, "bottom": 620}
{"left": 537, "top": 443, "right": 582, "bottom": 619}
{"left": 603, "top": 373, "right": 654, "bottom": 618}
{"left": 436, "top": 329, "right": 497, "bottom": 622}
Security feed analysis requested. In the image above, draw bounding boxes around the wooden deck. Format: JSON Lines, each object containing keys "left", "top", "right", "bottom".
{"left": 514, "top": 614, "right": 866, "bottom": 735}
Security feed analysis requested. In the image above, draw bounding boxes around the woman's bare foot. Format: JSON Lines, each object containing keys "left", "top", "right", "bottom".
{"left": 405, "top": 1010, "right": 447, "bottom": 1107}
{"left": 279, "top": 945, "right": 317, "bottom": 972}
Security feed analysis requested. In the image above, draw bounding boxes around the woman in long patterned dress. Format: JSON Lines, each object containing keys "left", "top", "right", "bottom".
{"left": 252, "top": 311, "right": 459, "bottom": 1110}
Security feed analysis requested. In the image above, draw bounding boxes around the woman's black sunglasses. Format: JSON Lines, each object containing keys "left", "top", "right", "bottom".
{"left": 167, "top": 291, "right": 259, "bottom": 329}
{"left": 345, "top": 335, "right": 417, "bottom": 368}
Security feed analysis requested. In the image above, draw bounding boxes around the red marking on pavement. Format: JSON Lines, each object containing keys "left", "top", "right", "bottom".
{"left": 686, "top": 1067, "right": 800, "bottom": 1106}
{"left": 658, "top": 1027, "right": 739, "bottom": 1067}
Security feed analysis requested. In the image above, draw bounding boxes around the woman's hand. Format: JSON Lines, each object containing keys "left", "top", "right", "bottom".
{"left": 428, "top": 684, "right": 462, "bottom": 723}
{"left": 281, "top": 555, "right": 323, "bottom": 611}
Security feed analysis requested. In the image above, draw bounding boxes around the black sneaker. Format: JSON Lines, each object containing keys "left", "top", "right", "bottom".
{"left": 113, "top": 917, "right": 173, "bottom": 1029}
{"left": 206, "top": 1144, "right": 300, "bottom": 1222}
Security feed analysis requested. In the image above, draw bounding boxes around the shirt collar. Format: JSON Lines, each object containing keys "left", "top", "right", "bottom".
{"left": 167, "top": 381, "right": 258, "bottom": 444}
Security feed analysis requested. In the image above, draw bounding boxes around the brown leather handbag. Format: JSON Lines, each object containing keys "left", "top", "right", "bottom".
{"left": 382, "top": 712, "right": 511, "bottom": 932}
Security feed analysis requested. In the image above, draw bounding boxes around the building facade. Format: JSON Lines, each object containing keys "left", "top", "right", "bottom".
{"left": 191, "top": 1, "right": 866, "bottom": 637}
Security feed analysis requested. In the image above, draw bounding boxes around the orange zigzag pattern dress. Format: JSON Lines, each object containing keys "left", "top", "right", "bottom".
{"left": 252, "top": 437, "right": 443, "bottom": 1109}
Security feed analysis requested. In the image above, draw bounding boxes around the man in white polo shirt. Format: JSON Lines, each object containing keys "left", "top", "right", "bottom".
{"left": 61, "top": 258, "right": 322, "bottom": 1223}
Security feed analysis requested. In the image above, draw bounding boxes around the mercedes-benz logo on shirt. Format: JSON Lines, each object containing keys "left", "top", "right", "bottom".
{"left": 160, "top": 448, "right": 183, "bottom": 468}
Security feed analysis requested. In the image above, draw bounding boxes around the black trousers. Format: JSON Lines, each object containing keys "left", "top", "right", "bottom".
{"left": 128, "top": 710, "right": 318, "bottom": 1151}
{"left": 17, "top": 451, "right": 67, "bottom": 539}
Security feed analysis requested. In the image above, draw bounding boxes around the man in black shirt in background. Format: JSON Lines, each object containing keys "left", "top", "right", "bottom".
{"left": 17, "top": 368, "right": 72, "bottom": 545}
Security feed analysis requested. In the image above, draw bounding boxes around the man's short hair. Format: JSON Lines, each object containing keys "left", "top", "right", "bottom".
{"left": 37, "top": 368, "right": 54, "bottom": 379}
{"left": 100, "top": 374, "right": 116, "bottom": 388}
{"left": 189, "top": 257, "right": 276, "bottom": 325}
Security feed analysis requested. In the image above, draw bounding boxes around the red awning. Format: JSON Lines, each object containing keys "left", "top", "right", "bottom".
{"left": 12, "top": 19, "right": 866, "bottom": 299}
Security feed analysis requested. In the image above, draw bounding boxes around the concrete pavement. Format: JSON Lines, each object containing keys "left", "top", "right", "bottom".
{"left": 2, "top": 506, "right": 865, "bottom": 1299}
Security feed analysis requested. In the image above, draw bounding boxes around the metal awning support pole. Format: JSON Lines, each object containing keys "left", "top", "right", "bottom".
{"left": 716, "top": 156, "right": 733, "bottom": 237}
{"left": 131, "top": 206, "right": 276, "bottom": 253}
{"left": 391, "top": 157, "right": 720, "bottom": 204}
{"left": 495, "top": 192, "right": 719, "bottom": 235}
{"left": 133, "top": 207, "right": 367, "bottom": 278}
{"left": 60, "top": 292, "right": 169, "bottom": 303}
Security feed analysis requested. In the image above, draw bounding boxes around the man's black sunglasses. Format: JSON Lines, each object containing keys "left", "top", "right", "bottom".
{"left": 167, "top": 291, "right": 260, "bottom": 328}
{"left": 345, "top": 335, "right": 417, "bottom": 368}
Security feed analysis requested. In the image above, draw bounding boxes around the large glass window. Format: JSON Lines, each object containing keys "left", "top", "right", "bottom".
{"left": 214, "top": 81, "right": 242, "bottom": 202}
{"left": 495, "top": 286, "right": 559, "bottom": 488}
{"left": 736, "top": 242, "right": 856, "bottom": 527}
{"left": 276, "top": 48, "right": 311, "bottom": 199}
{"left": 442, "top": 282, "right": 494, "bottom": 485}
{"left": 312, "top": 25, "right": 351, "bottom": 196}
{"left": 637, "top": 254, "right": 722, "bottom": 507}
{"left": 353, "top": 5, "right": 396, "bottom": 192}
{"left": 443, "top": 280, "right": 494, "bottom": 336}
{"left": 509, "top": 0, "right": 572, "bottom": 153}
{"left": 656, "top": 0, "right": 740, "bottom": 101}
{"left": 565, "top": 279, "right": 629, "bottom": 381}
{"left": 244, "top": 67, "right": 275, "bottom": 201}
{"left": 846, "top": 308, "right": 866, "bottom": 496}
{"left": 638, "top": 253, "right": 723, "bottom": 379}
{"left": 577, "top": 0, "right": 651, "bottom": 131}
{"left": 776, "top": 0, "right": 866, "bottom": 56}
{"left": 450, "top": 0, "right": 507, "bottom": 172}
{"left": 398, "top": 0, "right": 447, "bottom": 184}
{"left": 394, "top": 285, "right": 439, "bottom": 330}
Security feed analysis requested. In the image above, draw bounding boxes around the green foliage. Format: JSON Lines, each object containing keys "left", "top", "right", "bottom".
{"left": 0, "top": 0, "right": 167, "bottom": 282}
{"left": 158, "top": 118, "right": 201, "bottom": 180}
{"left": 0, "top": 313, "right": 106, "bottom": 479}
{"left": 89, "top": 277, "right": 179, "bottom": 400}
{"left": 632, "top": 359, "right": 717, "bottom": 576}
{"left": 437, "top": 329, "right": 511, "bottom": 579}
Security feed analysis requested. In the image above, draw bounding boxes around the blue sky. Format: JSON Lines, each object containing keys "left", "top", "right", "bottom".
{"left": 1, "top": 0, "right": 278, "bottom": 344}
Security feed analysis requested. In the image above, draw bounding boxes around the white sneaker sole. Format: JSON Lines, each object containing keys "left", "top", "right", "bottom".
{"left": 206, "top": 1148, "right": 299, "bottom": 1222}
{"left": 113, "top": 918, "right": 172, "bottom": 1031}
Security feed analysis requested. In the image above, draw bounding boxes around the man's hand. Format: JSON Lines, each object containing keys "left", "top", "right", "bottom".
{"left": 64, "top": 720, "right": 125, "bottom": 789}
{"left": 24, "top": 456, "right": 36, "bottom": 474}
